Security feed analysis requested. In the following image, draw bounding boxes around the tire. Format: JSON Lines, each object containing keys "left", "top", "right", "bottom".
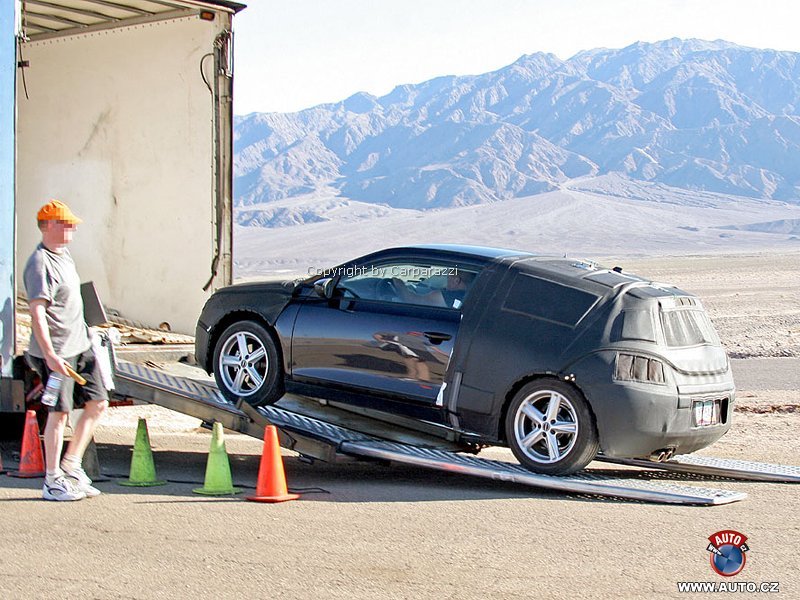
{"left": 504, "top": 380, "right": 599, "bottom": 475}
{"left": 212, "top": 320, "right": 283, "bottom": 406}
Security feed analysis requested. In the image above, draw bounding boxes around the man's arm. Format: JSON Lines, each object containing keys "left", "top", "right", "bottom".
{"left": 389, "top": 278, "right": 446, "bottom": 307}
{"left": 29, "top": 299, "right": 69, "bottom": 376}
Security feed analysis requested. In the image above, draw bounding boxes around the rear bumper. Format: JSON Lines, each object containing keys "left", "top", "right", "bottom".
{"left": 586, "top": 380, "right": 734, "bottom": 459}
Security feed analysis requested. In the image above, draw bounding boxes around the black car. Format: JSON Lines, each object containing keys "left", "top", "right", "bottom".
{"left": 195, "top": 245, "right": 734, "bottom": 474}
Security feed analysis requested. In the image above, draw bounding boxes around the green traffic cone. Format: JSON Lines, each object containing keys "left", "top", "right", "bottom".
{"left": 193, "top": 422, "right": 241, "bottom": 496}
{"left": 119, "top": 418, "right": 166, "bottom": 487}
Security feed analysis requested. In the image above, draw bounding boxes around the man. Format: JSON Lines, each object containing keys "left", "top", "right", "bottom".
{"left": 23, "top": 199, "right": 108, "bottom": 501}
{"left": 439, "top": 271, "right": 475, "bottom": 309}
{"left": 389, "top": 269, "right": 476, "bottom": 308}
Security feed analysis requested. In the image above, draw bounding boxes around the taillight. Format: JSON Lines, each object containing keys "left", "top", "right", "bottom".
{"left": 615, "top": 353, "right": 665, "bottom": 384}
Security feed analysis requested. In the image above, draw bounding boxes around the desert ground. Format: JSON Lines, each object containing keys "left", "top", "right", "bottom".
{"left": 0, "top": 252, "right": 798, "bottom": 599}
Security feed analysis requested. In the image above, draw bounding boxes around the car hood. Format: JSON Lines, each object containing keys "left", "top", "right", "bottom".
{"left": 214, "top": 279, "right": 298, "bottom": 295}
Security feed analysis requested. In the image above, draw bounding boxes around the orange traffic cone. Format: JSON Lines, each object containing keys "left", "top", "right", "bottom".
{"left": 246, "top": 425, "right": 299, "bottom": 503}
{"left": 9, "top": 410, "right": 45, "bottom": 478}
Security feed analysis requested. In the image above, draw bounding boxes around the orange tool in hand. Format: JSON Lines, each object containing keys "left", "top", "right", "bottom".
{"left": 65, "top": 364, "right": 87, "bottom": 385}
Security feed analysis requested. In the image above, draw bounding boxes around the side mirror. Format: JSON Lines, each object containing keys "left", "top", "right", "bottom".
{"left": 314, "top": 277, "right": 335, "bottom": 299}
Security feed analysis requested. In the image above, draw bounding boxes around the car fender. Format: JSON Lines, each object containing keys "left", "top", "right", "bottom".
{"left": 196, "top": 281, "right": 297, "bottom": 372}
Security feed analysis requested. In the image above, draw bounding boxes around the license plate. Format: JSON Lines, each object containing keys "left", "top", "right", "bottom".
{"left": 692, "top": 399, "right": 721, "bottom": 427}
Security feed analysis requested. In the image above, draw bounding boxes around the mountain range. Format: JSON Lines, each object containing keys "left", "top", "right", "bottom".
{"left": 233, "top": 38, "right": 800, "bottom": 226}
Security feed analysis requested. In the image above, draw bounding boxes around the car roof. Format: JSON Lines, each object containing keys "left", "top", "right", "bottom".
{"left": 381, "top": 244, "right": 535, "bottom": 261}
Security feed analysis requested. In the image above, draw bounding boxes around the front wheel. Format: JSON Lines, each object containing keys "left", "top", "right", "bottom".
{"left": 212, "top": 320, "right": 283, "bottom": 406}
{"left": 504, "top": 380, "right": 599, "bottom": 475}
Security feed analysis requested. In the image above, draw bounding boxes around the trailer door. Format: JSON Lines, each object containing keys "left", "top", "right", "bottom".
{"left": 15, "top": 1, "right": 239, "bottom": 334}
{"left": 0, "top": 2, "right": 18, "bottom": 387}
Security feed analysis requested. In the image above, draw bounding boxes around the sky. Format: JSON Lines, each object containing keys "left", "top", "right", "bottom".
{"left": 231, "top": 0, "right": 800, "bottom": 115}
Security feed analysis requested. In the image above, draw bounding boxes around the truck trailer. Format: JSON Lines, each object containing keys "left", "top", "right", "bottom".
{"left": 1, "top": 0, "right": 243, "bottom": 412}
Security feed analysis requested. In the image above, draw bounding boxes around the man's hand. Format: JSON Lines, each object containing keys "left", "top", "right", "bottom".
{"left": 44, "top": 353, "right": 70, "bottom": 377}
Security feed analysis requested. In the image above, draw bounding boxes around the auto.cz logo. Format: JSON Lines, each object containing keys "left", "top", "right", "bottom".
{"left": 675, "top": 531, "right": 781, "bottom": 594}
{"left": 707, "top": 529, "right": 749, "bottom": 576}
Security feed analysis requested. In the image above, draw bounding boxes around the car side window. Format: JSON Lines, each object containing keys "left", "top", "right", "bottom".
{"left": 501, "top": 273, "right": 599, "bottom": 327}
{"left": 338, "top": 262, "right": 479, "bottom": 309}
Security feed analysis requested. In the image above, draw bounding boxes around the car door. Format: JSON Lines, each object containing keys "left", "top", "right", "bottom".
{"left": 291, "top": 259, "right": 478, "bottom": 409}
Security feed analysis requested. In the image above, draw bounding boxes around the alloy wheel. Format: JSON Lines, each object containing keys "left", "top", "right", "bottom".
{"left": 513, "top": 389, "right": 579, "bottom": 464}
{"left": 217, "top": 331, "right": 269, "bottom": 397}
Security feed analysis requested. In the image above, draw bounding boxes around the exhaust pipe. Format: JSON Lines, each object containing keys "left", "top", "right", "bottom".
{"left": 649, "top": 448, "right": 676, "bottom": 462}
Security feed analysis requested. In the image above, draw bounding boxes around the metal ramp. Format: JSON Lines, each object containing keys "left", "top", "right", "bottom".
{"left": 339, "top": 440, "right": 746, "bottom": 505}
{"left": 115, "top": 361, "right": 344, "bottom": 463}
{"left": 599, "top": 456, "right": 800, "bottom": 483}
{"left": 113, "top": 361, "right": 465, "bottom": 462}
{"left": 113, "top": 360, "right": 750, "bottom": 505}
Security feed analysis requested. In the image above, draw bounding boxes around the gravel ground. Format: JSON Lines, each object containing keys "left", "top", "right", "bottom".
{"left": 0, "top": 403, "right": 797, "bottom": 600}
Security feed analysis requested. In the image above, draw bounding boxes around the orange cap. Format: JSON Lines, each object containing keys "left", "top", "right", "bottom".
{"left": 36, "top": 199, "right": 82, "bottom": 225}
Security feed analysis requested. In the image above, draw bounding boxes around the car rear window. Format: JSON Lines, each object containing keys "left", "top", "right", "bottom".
{"left": 502, "top": 274, "right": 599, "bottom": 327}
{"left": 660, "top": 309, "right": 720, "bottom": 347}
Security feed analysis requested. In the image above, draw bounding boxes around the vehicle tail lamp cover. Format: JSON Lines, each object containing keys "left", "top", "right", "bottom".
{"left": 615, "top": 353, "right": 665, "bottom": 384}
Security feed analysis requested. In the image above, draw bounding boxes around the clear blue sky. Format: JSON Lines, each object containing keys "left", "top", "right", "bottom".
{"left": 232, "top": 0, "right": 799, "bottom": 115}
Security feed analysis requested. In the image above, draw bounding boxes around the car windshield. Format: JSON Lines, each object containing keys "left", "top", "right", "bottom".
{"left": 660, "top": 309, "right": 720, "bottom": 347}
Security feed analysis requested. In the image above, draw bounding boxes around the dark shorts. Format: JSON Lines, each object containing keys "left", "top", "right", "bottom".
{"left": 26, "top": 349, "right": 109, "bottom": 413}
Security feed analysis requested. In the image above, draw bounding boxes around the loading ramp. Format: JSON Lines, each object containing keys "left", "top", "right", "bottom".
{"left": 599, "top": 456, "right": 800, "bottom": 483}
{"left": 112, "top": 360, "right": 795, "bottom": 506}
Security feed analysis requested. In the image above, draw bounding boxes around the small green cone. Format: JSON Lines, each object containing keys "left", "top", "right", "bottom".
{"left": 119, "top": 418, "right": 166, "bottom": 487}
{"left": 193, "top": 422, "right": 241, "bottom": 496}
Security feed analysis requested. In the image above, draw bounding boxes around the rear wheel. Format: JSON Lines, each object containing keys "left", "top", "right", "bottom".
{"left": 212, "top": 320, "right": 283, "bottom": 406}
{"left": 504, "top": 380, "right": 599, "bottom": 475}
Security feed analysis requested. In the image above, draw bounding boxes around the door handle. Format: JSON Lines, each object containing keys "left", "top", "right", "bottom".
{"left": 423, "top": 331, "right": 452, "bottom": 344}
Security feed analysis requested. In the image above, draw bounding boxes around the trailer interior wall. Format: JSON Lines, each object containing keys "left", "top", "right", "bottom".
{"left": 15, "top": 14, "right": 232, "bottom": 334}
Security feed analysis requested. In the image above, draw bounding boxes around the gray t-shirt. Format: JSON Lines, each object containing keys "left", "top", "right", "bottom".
{"left": 23, "top": 243, "right": 91, "bottom": 359}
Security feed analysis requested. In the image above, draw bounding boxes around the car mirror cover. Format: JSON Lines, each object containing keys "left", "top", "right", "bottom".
{"left": 314, "top": 277, "right": 335, "bottom": 299}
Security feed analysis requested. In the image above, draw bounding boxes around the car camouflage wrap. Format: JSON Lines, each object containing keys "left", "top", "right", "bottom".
{"left": 447, "top": 258, "right": 733, "bottom": 456}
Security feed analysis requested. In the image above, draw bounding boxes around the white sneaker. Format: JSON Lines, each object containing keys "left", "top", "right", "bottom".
{"left": 43, "top": 476, "right": 86, "bottom": 501}
{"left": 61, "top": 463, "right": 101, "bottom": 498}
